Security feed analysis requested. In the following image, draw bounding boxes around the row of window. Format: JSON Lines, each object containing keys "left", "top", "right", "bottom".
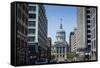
{"left": 28, "top": 45, "right": 36, "bottom": 55}
{"left": 18, "top": 4, "right": 28, "bottom": 15}
{"left": 19, "top": 4, "right": 28, "bottom": 12}
{"left": 28, "top": 21, "right": 36, "bottom": 26}
{"left": 16, "top": 37, "right": 27, "bottom": 48}
{"left": 87, "top": 35, "right": 91, "bottom": 38}
{"left": 86, "top": 10, "right": 90, "bottom": 14}
{"left": 91, "top": 17, "right": 96, "bottom": 28}
{"left": 92, "top": 40, "right": 96, "bottom": 49}
{"left": 29, "top": 14, "right": 36, "bottom": 19}
{"left": 87, "top": 40, "right": 91, "bottom": 43}
{"left": 38, "top": 28, "right": 47, "bottom": 43}
{"left": 28, "top": 37, "right": 35, "bottom": 42}
{"left": 17, "top": 22, "right": 27, "bottom": 35}
{"left": 87, "top": 25, "right": 91, "bottom": 28}
{"left": 86, "top": 8, "right": 96, "bottom": 49}
{"left": 91, "top": 28, "right": 96, "bottom": 39}
{"left": 38, "top": 16, "right": 47, "bottom": 35}
{"left": 28, "top": 29, "right": 35, "bottom": 34}
{"left": 90, "top": 8, "right": 96, "bottom": 16}
{"left": 87, "top": 15, "right": 90, "bottom": 18}
{"left": 17, "top": 8, "right": 28, "bottom": 25}
{"left": 29, "top": 6, "right": 36, "bottom": 12}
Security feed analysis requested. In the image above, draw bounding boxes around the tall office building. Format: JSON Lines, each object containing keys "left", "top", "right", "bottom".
{"left": 76, "top": 7, "right": 86, "bottom": 61}
{"left": 77, "top": 7, "right": 97, "bottom": 60}
{"left": 86, "top": 7, "right": 97, "bottom": 60}
{"left": 28, "top": 4, "right": 48, "bottom": 63}
{"left": 77, "top": 7, "right": 86, "bottom": 50}
{"left": 91, "top": 8, "right": 97, "bottom": 60}
{"left": 16, "top": 3, "right": 28, "bottom": 65}
{"left": 53, "top": 23, "right": 68, "bottom": 62}
{"left": 69, "top": 28, "right": 77, "bottom": 52}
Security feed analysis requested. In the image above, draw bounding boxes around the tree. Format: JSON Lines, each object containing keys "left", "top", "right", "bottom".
{"left": 67, "top": 52, "right": 76, "bottom": 61}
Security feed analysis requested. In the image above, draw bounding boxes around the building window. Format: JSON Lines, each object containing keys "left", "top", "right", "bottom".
{"left": 29, "top": 14, "right": 36, "bottom": 19}
{"left": 63, "top": 55, "right": 64, "bottom": 57}
{"left": 16, "top": 37, "right": 20, "bottom": 48}
{"left": 87, "top": 40, "right": 91, "bottom": 43}
{"left": 87, "top": 45, "right": 91, "bottom": 48}
{"left": 17, "top": 8, "right": 21, "bottom": 19}
{"left": 87, "top": 35, "right": 91, "bottom": 38}
{"left": 28, "top": 21, "right": 36, "bottom": 26}
{"left": 63, "top": 47, "right": 65, "bottom": 53}
{"left": 28, "top": 29, "right": 35, "bottom": 34}
{"left": 87, "top": 15, "right": 90, "bottom": 18}
{"left": 87, "top": 30, "right": 91, "bottom": 33}
{"left": 28, "top": 37, "right": 35, "bottom": 42}
{"left": 87, "top": 25, "right": 90, "bottom": 28}
{"left": 57, "top": 47, "right": 59, "bottom": 53}
{"left": 86, "top": 10, "right": 90, "bottom": 13}
{"left": 29, "top": 6, "right": 36, "bottom": 11}
{"left": 87, "top": 20, "right": 90, "bottom": 23}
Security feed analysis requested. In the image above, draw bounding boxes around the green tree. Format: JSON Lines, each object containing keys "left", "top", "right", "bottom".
{"left": 67, "top": 52, "right": 76, "bottom": 61}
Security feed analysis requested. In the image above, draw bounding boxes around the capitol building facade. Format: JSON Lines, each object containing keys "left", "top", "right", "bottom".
{"left": 51, "top": 23, "right": 68, "bottom": 62}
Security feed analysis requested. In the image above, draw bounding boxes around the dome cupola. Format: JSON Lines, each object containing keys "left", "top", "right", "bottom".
{"left": 56, "top": 19, "right": 66, "bottom": 42}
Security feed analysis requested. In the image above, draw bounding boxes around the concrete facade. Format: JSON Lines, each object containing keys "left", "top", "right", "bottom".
{"left": 77, "top": 7, "right": 97, "bottom": 60}
{"left": 70, "top": 28, "right": 77, "bottom": 52}
{"left": 16, "top": 3, "right": 29, "bottom": 65}
{"left": 28, "top": 4, "right": 48, "bottom": 64}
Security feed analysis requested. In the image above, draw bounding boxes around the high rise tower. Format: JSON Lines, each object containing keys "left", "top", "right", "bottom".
{"left": 28, "top": 4, "right": 48, "bottom": 64}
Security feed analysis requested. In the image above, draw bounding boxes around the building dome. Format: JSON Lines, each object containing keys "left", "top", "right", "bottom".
{"left": 56, "top": 23, "right": 66, "bottom": 42}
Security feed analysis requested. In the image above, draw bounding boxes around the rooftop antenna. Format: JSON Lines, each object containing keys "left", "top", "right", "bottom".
{"left": 60, "top": 18, "right": 63, "bottom": 29}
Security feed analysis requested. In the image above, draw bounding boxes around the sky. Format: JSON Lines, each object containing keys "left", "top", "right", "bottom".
{"left": 44, "top": 5, "right": 77, "bottom": 44}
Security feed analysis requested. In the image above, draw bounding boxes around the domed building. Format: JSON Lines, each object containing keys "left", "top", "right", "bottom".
{"left": 52, "top": 23, "right": 68, "bottom": 62}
